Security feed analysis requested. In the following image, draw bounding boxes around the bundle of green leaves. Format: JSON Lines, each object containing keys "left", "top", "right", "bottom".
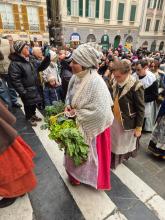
{"left": 41, "top": 102, "right": 89, "bottom": 166}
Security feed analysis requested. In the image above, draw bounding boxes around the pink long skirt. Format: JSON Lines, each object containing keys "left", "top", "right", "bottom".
{"left": 65, "top": 128, "right": 111, "bottom": 190}
{"left": 97, "top": 128, "right": 111, "bottom": 190}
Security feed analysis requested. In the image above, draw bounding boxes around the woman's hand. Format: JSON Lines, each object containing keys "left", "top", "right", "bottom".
{"left": 65, "top": 105, "right": 76, "bottom": 117}
{"left": 65, "top": 105, "right": 72, "bottom": 112}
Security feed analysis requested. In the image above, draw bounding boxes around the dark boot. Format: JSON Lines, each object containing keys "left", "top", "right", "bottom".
{"left": 0, "top": 197, "right": 17, "bottom": 208}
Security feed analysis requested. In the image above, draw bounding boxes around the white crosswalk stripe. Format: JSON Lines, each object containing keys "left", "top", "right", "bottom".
{"left": 0, "top": 195, "right": 33, "bottom": 220}
{"left": 113, "top": 165, "right": 165, "bottom": 220}
{"left": 0, "top": 106, "right": 164, "bottom": 220}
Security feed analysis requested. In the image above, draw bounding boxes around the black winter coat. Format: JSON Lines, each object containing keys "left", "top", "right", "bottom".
{"left": 60, "top": 61, "right": 72, "bottom": 100}
{"left": 8, "top": 53, "right": 50, "bottom": 105}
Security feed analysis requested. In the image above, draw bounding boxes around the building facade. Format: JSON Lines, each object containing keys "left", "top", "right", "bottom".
{"left": 138, "top": 0, "right": 165, "bottom": 51}
{"left": 0, "top": 0, "right": 49, "bottom": 44}
{"left": 57, "top": 0, "right": 144, "bottom": 50}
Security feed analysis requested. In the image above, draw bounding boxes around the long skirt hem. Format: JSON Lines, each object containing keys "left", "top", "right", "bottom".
{"left": 0, "top": 136, "right": 37, "bottom": 198}
{"left": 111, "top": 139, "right": 139, "bottom": 169}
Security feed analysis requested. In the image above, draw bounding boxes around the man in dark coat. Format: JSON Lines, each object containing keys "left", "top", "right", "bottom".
{"left": 60, "top": 51, "right": 73, "bottom": 100}
{"left": 8, "top": 41, "right": 50, "bottom": 126}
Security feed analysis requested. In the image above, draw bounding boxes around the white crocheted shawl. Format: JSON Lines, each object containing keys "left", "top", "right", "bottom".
{"left": 67, "top": 69, "right": 114, "bottom": 144}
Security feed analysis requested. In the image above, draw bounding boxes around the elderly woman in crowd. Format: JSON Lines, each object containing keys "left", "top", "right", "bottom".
{"left": 65, "top": 44, "right": 114, "bottom": 190}
{"left": 110, "top": 60, "right": 145, "bottom": 169}
{"left": 0, "top": 100, "right": 37, "bottom": 208}
{"left": 148, "top": 99, "right": 165, "bottom": 159}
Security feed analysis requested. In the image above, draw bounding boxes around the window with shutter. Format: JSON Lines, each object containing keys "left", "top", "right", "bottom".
{"left": 79, "top": 0, "right": 83, "bottom": 16}
{"left": 71, "top": 0, "right": 79, "bottom": 16}
{"left": 154, "top": 19, "right": 160, "bottom": 31}
{"left": 21, "top": 5, "right": 29, "bottom": 31}
{"left": 67, "top": 0, "right": 71, "bottom": 15}
{"left": 95, "top": 0, "right": 99, "bottom": 18}
{"left": 153, "top": 0, "right": 157, "bottom": 8}
{"left": 104, "top": 0, "right": 111, "bottom": 19}
{"left": 157, "top": 0, "right": 163, "bottom": 9}
{"left": 148, "top": 0, "right": 151, "bottom": 8}
{"left": 118, "top": 3, "right": 124, "bottom": 21}
{"left": 89, "top": 0, "right": 95, "bottom": 18}
{"left": 130, "top": 5, "right": 136, "bottom": 22}
{"left": 27, "top": 6, "right": 40, "bottom": 32}
{"left": 148, "top": 0, "right": 155, "bottom": 8}
{"left": 159, "top": 0, "right": 164, "bottom": 9}
{"left": 145, "top": 18, "right": 151, "bottom": 31}
{"left": 13, "top": 4, "right": 20, "bottom": 30}
{"left": 86, "top": 0, "right": 89, "bottom": 16}
{"left": 38, "top": 6, "right": 45, "bottom": 32}
{"left": 0, "top": 3, "right": 15, "bottom": 30}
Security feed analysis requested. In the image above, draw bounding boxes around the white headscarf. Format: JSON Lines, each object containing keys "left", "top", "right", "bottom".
{"left": 72, "top": 43, "right": 102, "bottom": 68}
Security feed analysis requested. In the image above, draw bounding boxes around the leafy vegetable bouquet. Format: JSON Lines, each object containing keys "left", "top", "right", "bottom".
{"left": 41, "top": 102, "right": 89, "bottom": 166}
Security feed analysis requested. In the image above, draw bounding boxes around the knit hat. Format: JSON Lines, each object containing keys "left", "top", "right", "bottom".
{"left": 47, "top": 74, "right": 56, "bottom": 82}
{"left": 64, "top": 51, "right": 73, "bottom": 63}
{"left": 14, "top": 40, "right": 28, "bottom": 54}
{"left": 72, "top": 43, "right": 101, "bottom": 68}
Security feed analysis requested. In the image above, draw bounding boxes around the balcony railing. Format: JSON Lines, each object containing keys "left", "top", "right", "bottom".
{"left": 129, "top": 21, "right": 135, "bottom": 25}
{"left": 29, "top": 25, "right": 39, "bottom": 32}
{"left": 104, "top": 19, "right": 110, "bottom": 24}
{"left": 88, "top": 17, "right": 95, "bottom": 23}
{"left": 3, "top": 25, "right": 15, "bottom": 30}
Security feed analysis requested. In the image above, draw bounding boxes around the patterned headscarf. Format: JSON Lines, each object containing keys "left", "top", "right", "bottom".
{"left": 14, "top": 40, "right": 28, "bottom": 54}
{"left": 72, "top": 43, "right": 102, "bottom": 68}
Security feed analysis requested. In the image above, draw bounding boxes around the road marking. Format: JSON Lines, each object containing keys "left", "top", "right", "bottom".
{"left": 106, "top": 211, "right": 128, "bottom": 220}
{"left": 33, "top": 109, "right": 127, "bottom": 220}
{"left": 0, "top": 195, "right": 33, "bottom": 220}
{"left": 113, "top": 164, "right": 165, "bottom": 220}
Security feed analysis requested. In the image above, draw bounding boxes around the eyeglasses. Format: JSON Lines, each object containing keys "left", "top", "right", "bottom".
{"left": 150, "top": 65, "right": 155, "bottom": 68}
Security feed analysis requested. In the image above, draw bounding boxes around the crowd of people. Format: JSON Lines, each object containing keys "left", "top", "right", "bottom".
{"left": 0, "top": 37, "right": 165, "bottom": 208}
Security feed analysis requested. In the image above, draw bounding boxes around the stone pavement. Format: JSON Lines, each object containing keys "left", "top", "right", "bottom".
{"left": 125, "top": 133, "right": 165, "bottom": 199}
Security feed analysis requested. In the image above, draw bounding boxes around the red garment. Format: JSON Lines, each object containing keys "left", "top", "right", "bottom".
{"left": 0, "top": 136, "right": 37, "bottom": 198}
{"left": 96, "top": 128, "right": 111, "bottom": 190}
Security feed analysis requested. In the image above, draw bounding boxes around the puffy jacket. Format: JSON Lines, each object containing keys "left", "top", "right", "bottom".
{"left": 8, "top": 53, "right": 50, "bottom": 105}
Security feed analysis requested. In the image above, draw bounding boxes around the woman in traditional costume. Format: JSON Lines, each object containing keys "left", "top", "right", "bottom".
{"left": 0, "top": 100, "right": 37, "bottom": 208}
{"left": 110, "top": 60, "right": 145, "bottom": 169}
{"left": 64, "top": 44, "right": 114, "bottom": 190}
{"left": 148, "top": 99, "right": 165, "bottom": 159}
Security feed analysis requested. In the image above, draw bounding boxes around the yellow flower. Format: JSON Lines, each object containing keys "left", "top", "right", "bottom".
{"left": 49, "top": 116, "right": 57, "bottom": 125}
